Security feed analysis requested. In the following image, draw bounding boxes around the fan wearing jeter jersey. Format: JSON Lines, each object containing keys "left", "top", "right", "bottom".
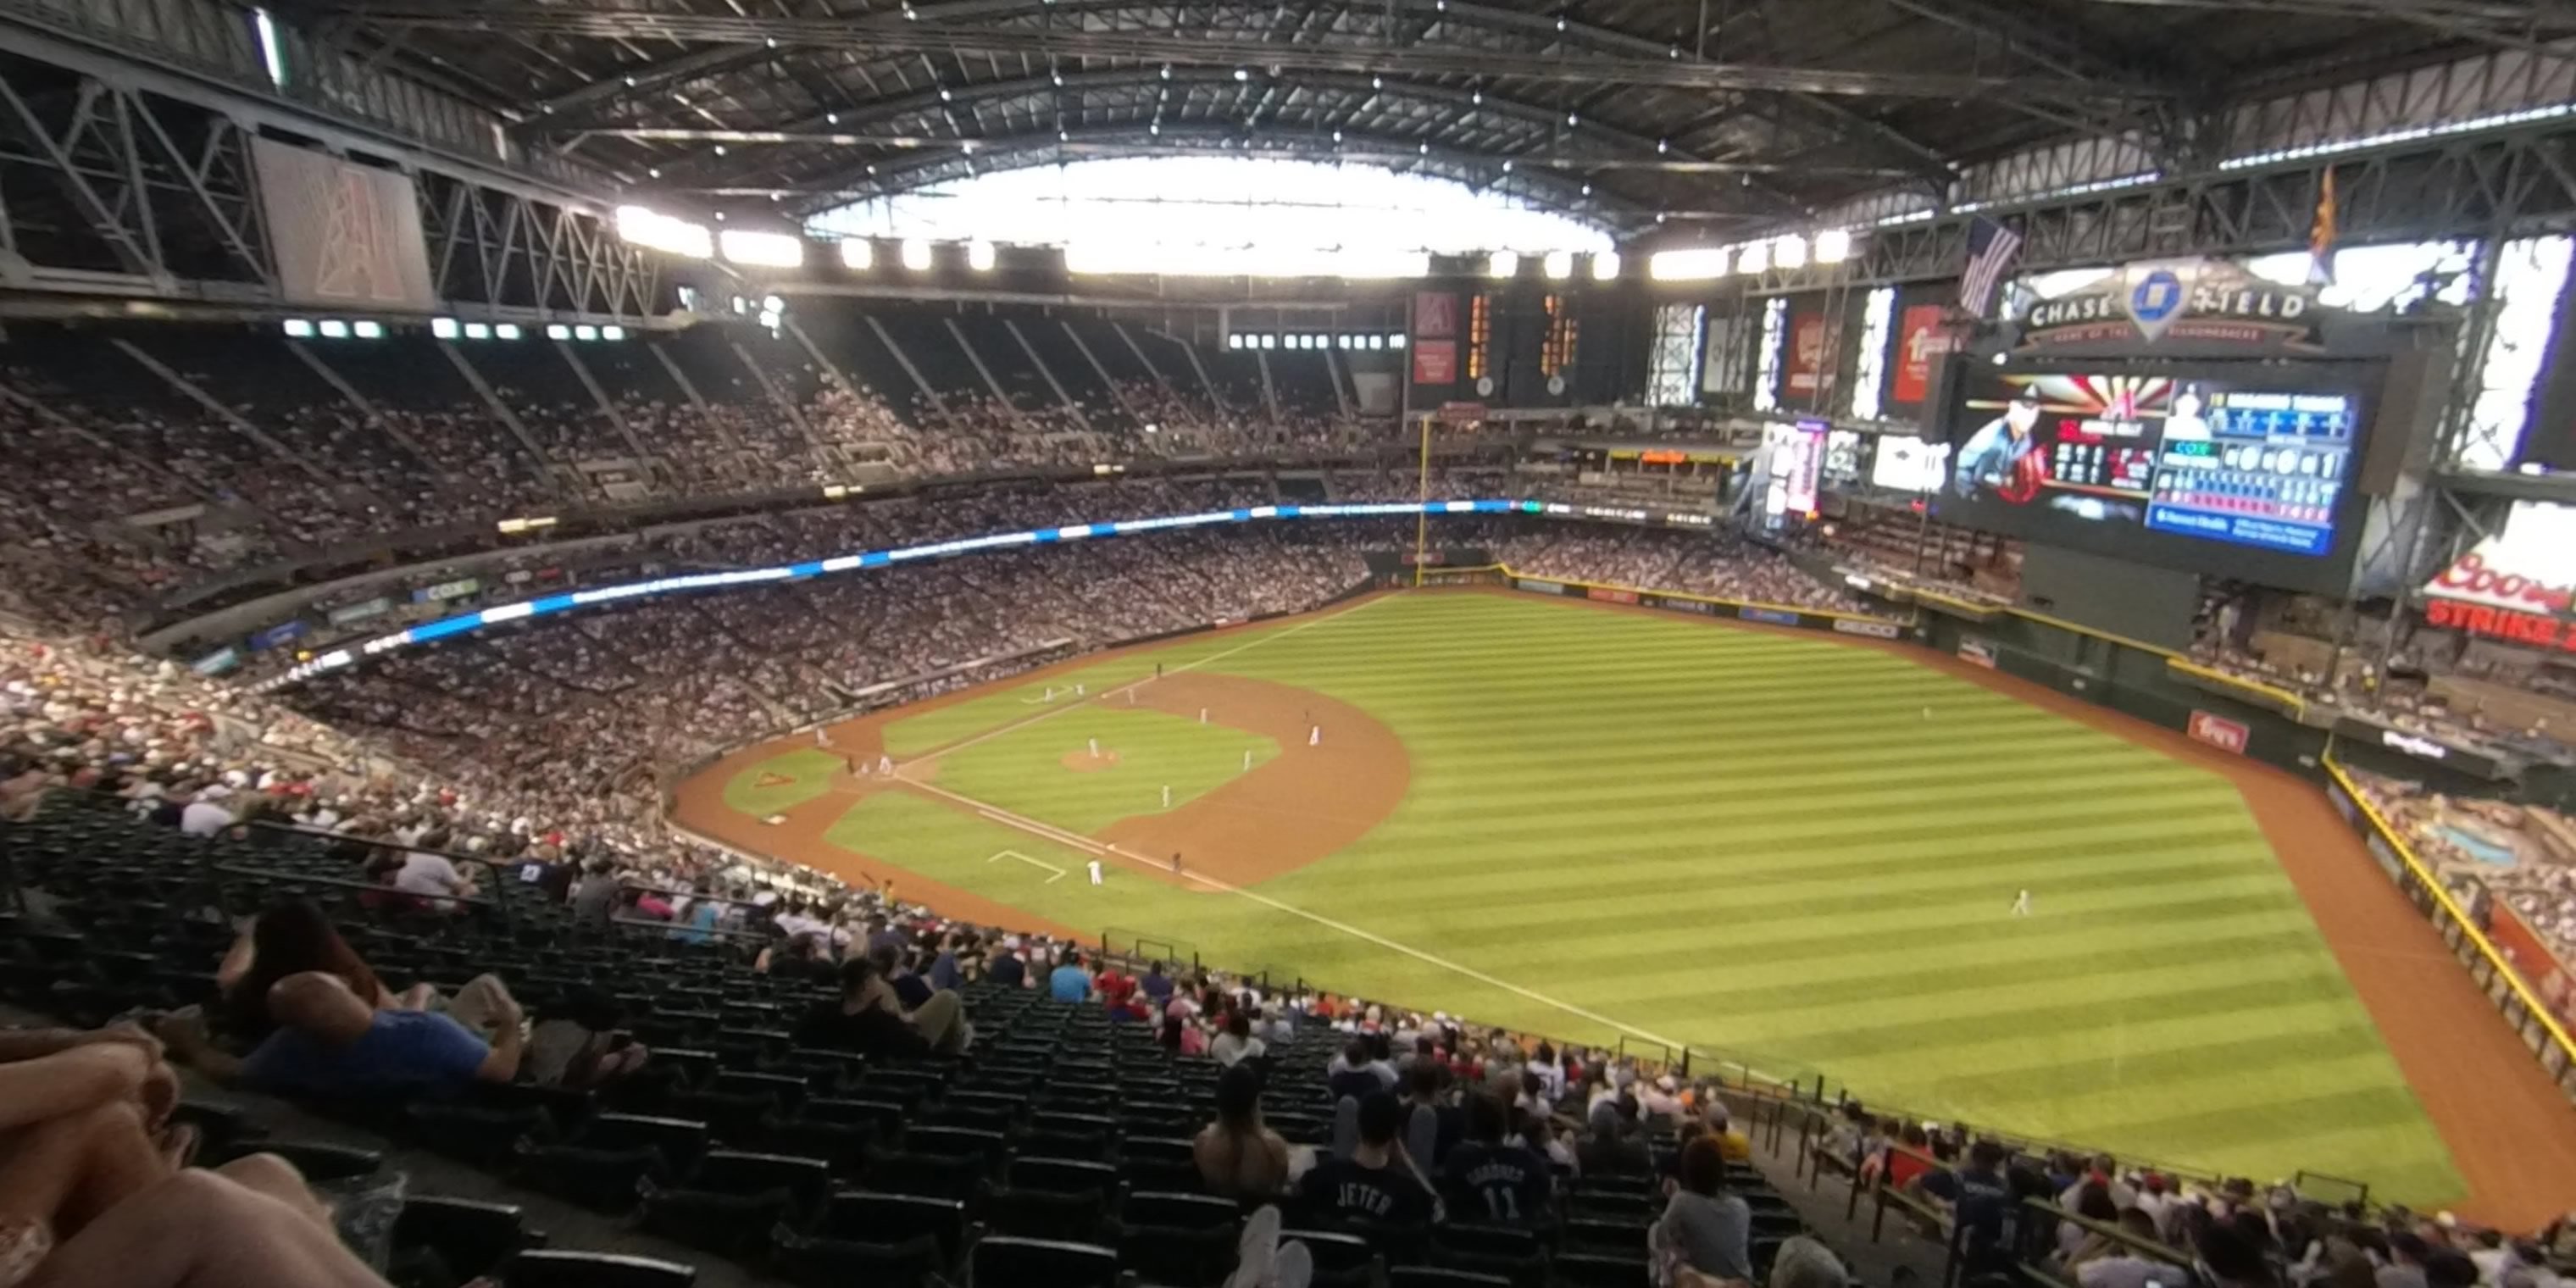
{"left": 1441, "top": 1090, "right": 1554, "bottom": 1225}
{"left": 1298, "top": 1091, "right": 1437, "bottom": 1229}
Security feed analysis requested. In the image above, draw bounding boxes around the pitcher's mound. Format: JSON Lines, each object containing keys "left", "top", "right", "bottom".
{"left": 1062, "top": 750, "right": 1120, "bottom": 773}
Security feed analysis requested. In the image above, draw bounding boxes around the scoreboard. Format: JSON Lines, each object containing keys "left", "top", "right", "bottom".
{"left": 2143, "top": 391, "right": 2358, "bottom": 557}
{"left": 1939, "top": 364, "right": 2375, "bottom": 592}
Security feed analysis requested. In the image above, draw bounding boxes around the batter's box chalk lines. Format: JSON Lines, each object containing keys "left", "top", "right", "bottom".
{"left": 985, "top": 848, "right": 1067, "bottom": 883}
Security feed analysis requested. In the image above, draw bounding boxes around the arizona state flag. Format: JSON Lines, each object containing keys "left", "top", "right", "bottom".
{"left": 2309, "top": 168, "right": 2339, "bottom": 285}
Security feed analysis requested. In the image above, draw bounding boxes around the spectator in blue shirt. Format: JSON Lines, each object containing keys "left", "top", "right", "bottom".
{"left": 1141, "top": 961, "right": 1174, "bottom": 1005}
{"left": 166, "top": 972, "right": 520, "bottom": 1101}
{"left": 1049, "top": 950, "right": 1094, "bottom": 1002}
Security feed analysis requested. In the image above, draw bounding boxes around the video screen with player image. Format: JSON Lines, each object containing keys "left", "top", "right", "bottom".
{"left": 1942, "top": 365, "right": 2371, "bottom": 589}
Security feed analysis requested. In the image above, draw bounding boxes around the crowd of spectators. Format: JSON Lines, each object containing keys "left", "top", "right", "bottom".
{"left": 1822, "top": 1106, "right": 2575, "bottom": 1288}
{"left": 1488, "top": 526, "right": 1874, "bottom": 615}
{"left": 2182, "top": 638, "right": 2570, "bottom": 763}
{"left": 0, "top": 326, "right": 1402, "bottom": 633}
{"left": 2346, "top": 769, "right": 2576, "bottom": 993}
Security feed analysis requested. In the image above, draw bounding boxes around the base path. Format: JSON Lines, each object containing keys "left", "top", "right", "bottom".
{"left": 1535, "top": 586, "right": 2576, "bottom": 1228}
{"left": 1092, "top": 672, "right": 1407, "bottom": 885}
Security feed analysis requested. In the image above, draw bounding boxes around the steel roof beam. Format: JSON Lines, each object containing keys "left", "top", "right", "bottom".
{"left": 304, "top": 0, "right": 2158, "bottom": 105}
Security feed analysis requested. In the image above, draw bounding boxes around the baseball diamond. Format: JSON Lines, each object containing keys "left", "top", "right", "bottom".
{"left": 677, "top": 587, "right": 2508, "bottom": 1208}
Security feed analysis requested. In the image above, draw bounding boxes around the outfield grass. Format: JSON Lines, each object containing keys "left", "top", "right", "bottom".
{"left": 752, "top": 592, "right": 2461, "bottom": 1201}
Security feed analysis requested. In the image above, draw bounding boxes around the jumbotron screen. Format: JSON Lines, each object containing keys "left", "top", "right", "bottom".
{"left": 1938, "top": 364, "right": 2373, "bottom": 591}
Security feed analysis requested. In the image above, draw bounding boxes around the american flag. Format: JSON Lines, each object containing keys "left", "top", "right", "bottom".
{"left": 1957, "top": 216, "right": 2023, "bottom": 319}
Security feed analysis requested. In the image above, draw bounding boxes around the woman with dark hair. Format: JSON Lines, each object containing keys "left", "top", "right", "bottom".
{"left": 1651, "top": 1135, "right": 1751, "bottom": 1285}
{"left": 2057, "top": 1180, "right": 2122, "bottom": 1258}
{"left": 215, "top": 902, "right": 406, "bottom": 1043}
{"left": 1192, "top": 1063, "right": 1290, "bottom": 1200}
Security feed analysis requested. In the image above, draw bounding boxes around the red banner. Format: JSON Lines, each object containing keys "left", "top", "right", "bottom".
{"left": 2486, "top": 897, "right": 2576, "bottom": 1025}
{"left": 1585, "top": 586, "right": 1641, "bottom": 604}
{"left": 1785, "top": 309, "right": 1835, "bottom": 398}
{"left": 2187, "top": 710, "right": 2250, "bottom": 754}
{"left": 1412, "top": 340, "right": 1457, "bottom": 385}
{"left": 1891, "top": 304, "right": 1948, "bottom": 405}
{"left": 1413, "top": 291, "right": 1457, "bottom": 339}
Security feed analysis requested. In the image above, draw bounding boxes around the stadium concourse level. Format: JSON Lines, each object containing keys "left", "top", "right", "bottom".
{"left": 0, "top": 316, "right": 1368, "bottom": 625}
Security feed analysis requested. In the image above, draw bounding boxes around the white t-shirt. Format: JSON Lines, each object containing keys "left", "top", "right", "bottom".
{"left": 395, "top": 852, "right": 465, "bottom": 897}
{"left": 178, "top": 801, "right": 236, "bottom": 836}
{"left": 1211, "top": 1032, "right": 1267, "bottom": 1066}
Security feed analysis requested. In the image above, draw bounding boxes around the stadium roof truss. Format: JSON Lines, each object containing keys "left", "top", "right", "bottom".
{"left": 262, "top": 0, "right": 2576, "bottom": 235}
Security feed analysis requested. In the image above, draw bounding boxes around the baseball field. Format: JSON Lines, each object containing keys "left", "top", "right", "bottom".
{"left": 673, "top": 588, "right": 2549, "bottom": 1213}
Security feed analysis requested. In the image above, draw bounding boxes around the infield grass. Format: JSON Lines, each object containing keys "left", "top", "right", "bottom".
{"left": 745, "top": 591, "right": 2462, "bottom": 1202}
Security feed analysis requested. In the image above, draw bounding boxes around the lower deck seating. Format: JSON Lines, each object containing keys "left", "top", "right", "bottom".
{"left": 3, "top": 795, "right": 1821, "bottom": 1288}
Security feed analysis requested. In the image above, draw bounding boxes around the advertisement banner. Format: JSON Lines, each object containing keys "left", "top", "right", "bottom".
{"left": 2015, "top": 258, "right": 2323, "bottom": 353}
{"left": 1832, "top": 618, "right": 1902, "bottom": 640}
{"left": 1413, "top": 291, "right": 1457, "bottom": 340}
{"left": 2363, "top": 833, "right": 2404, "bottom": 881}
{"left": 2325, "top": 781, "right": 2357, "bottom": 824}
{"left": 1892, "top": 304, "right": 1950, "bottom": 405}
{"left": 1412, "top": 340, "right": 1458, "bottom": 385}
{"left": 1785, "top": 308, "right": 1836, "bottom": 399}
{"left": 1738, "top": 606, "right": 1802, "bottom": 626}
{"left": 1959, "top": 638, "right": 1997, "bottom": 669}
{"left": 1650, "top": 597, "right": 1714, "bottom": 615}
{"left": 192, "top": 647, "right": 241, "bottom": 676}
{"left": 1763, "top": 419, "right": 1825, "bottom": 517}
{"left": 250, "top": 138, "right": 436, "bottom": 309}
{"left": 2187, "top": 709, "right": 2251, "bottom": 754}
{"left": 248, "top": 620, "right": 308, "bottom": 652}
{"left": 414, "top": 576, "right": 481, "bottom": 604}
{"left": 1515, "top": 579, "right": 1566, "bottom": 595}
{"left": 2486, "top": 899, "right": 2576, "bottom": 1024}
{"left": 326, "top": 596, "right": 393, "bottom": 627}
{"left": 1585, "top": 586, "right": 1641, "bottom": 604}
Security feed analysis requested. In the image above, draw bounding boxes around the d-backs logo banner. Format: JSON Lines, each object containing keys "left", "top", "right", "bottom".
{"left": 2016, "top": 258, "right": 2323, "bottom": 353}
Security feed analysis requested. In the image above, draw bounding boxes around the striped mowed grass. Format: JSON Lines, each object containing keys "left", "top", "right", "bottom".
{"left": 757, "top": 591, "right": 2462, "bottom": 1202}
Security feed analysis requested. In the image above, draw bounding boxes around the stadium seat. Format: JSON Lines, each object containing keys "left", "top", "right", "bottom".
{"left": 1391, "top": 1268, "right": 1517, "bottom": 1288}
{"left": 392, "top": 1195, "right": 536, "bottom": 1285}
{"left": 1282, "top": 1228, "right": 1379, "bottom": 1287}
{"left": 1552, "top": 1252, "right": 1654, "bottom": 1287}
{"left": 502, "top": 1250, "right": 697, "bottom": 1288}
{"left": 770, "top": 1225, "right": 944, "bottom": 1288}
{"left": 973, "top": 1235, "right": 1122, "bottom": 1288}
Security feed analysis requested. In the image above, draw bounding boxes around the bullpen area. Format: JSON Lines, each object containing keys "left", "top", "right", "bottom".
{"left": 675, "top": 590, "right": 2494, "bottom": 1209}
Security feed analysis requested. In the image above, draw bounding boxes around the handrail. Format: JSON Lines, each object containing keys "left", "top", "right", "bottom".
{"left": 2162, "top": 657, "right": 2310, "bottom": 719}
{"left": 210, "top": 864, "right": 500, "bottom": 911}
{"left": 2034, "top": 1199, "right": 2193, "bottom": 1267}
{"left": 2321, "top": 754, "right": 2576, "bottom": 1065}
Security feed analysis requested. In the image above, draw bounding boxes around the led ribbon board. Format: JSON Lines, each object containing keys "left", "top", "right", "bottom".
{"left": 269, "top": 500, "right": 1537, "bottom": 687}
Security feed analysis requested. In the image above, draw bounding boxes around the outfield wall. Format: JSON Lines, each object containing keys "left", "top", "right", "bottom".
{"left": 1452, "top": 565, "right": 2576, "bottom": 1106}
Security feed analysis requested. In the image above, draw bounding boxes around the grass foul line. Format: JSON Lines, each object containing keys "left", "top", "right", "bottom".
{"left": 985, "top": 848, "right": 1067, "bottom": 883}
{"left": 893, "top": 594, "right": 1391, "bottom": 769}
{"left": 912, "top": 774, "right": 1694, "bottom": 1057}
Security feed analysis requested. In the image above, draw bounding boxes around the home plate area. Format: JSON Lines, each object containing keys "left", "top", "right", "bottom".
{"left": 985, "top": 848, "right": 1067, "bottom": 883}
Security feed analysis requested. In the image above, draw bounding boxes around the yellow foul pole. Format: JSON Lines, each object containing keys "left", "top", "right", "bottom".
{"left": 1413, "top": 413, "right": 1433, "bottom": 587}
